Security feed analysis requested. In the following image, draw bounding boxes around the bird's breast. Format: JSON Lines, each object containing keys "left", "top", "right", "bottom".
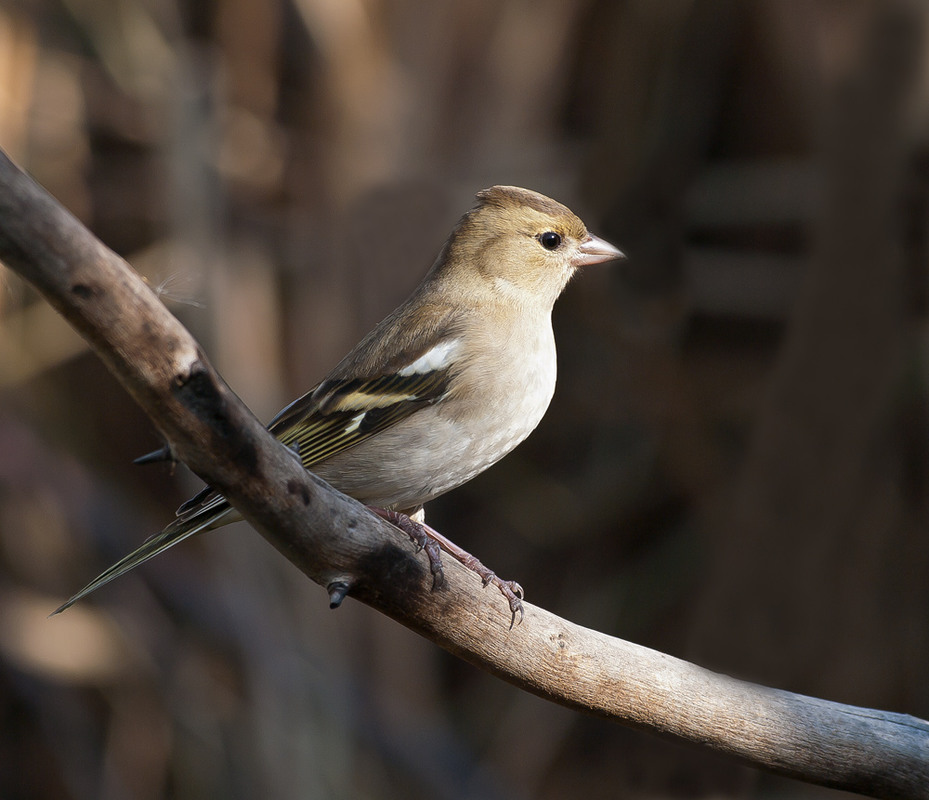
{"left": 314, "top": 319, "right": 558, "bottom": 511}
{"left": 408, "top": 319, "right": 559, "bottom": 500}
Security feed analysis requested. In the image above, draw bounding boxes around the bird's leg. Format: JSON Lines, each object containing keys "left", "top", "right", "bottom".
{"left": 370, "top": 507, "right": 446, "bottom": 590}
{"left": 369, "top": 507, "right": 524, "bottom": 626}
{"left": 422, "top": 522, "right": 525, "bottom": 627}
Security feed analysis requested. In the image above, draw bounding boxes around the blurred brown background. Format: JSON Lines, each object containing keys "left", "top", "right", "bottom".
{"left": 1, "top": 1, "right": 928, "bottom": 798}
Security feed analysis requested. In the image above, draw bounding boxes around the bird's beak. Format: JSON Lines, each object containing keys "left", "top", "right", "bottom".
{"left": 574, "top": 234, "right": 625, "bottom": 267}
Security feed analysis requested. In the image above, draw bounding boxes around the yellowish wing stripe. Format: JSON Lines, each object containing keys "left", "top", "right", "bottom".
{"left": 276, "top": 368, "right": 451, "bottom": 468}
{"left": 329, "top": 390, "right": 419, "bottom": 412}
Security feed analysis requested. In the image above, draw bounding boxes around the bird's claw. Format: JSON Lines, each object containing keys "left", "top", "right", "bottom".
{"left": 489, "top": 577, "right": 524, "bottom": 628}
{"left": 370, "top": 506, "right": 523, "bottom": 624}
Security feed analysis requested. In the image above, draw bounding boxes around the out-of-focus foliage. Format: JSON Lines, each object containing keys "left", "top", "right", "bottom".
{"left": 1, "top": 1, "right": 928, "bottom": 798}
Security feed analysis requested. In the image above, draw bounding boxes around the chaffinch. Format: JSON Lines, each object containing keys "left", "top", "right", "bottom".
{"left": 56, "top": 185, "right": 623, "bottom": 621}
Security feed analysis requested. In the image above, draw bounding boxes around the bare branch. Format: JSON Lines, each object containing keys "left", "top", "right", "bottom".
{"left": 0, "top": 149, "right": 926, "bottom": 798}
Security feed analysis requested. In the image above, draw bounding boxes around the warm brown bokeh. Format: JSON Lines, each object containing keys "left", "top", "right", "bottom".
{"left": 1, "top": 1, "right": 927, "bottom": 798}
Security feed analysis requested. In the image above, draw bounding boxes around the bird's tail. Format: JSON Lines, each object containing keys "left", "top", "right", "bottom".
{"left": 52, "top": 501, "right": 233, "bottom": 615}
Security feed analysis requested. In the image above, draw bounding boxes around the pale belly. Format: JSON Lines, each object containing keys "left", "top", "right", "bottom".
{"left": 313, "top": 333, "right": 557, "bottom": 511}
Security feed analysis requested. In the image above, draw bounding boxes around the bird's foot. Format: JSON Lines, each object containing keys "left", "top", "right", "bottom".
{"left": 453, "top": 550, "right": 524, "bottom": 627}
{"left": 369, "top": 507, "right": 524, "bottom": 627}
{"left": 372, "top": 507, "right": 447, "bottom": 590}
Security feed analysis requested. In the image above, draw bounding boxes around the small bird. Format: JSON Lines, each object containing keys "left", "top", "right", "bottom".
{"left": 55, "top": 186, "right": 623, "bottom": 621}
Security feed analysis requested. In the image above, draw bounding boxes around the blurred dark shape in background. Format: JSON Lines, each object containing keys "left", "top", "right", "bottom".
{"left": 0, "top": 1, "right": 927, "bottom": 798}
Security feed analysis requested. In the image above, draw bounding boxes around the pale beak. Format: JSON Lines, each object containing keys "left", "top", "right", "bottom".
{"left": 574, "top": 234, "right": 625, "bottom": 267}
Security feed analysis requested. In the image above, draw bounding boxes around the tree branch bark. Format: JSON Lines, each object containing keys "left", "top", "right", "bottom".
{"left": 0, "top": 148, "right": 926, "bottom": 799}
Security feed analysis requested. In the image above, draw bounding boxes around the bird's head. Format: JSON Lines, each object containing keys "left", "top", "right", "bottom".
{"left": 435, "top": 185, "right": 623, "bottom": 310}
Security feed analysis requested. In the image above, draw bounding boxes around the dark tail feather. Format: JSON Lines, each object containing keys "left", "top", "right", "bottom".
{"left": 52, "top": 505, "right": 232, "bottom": 615}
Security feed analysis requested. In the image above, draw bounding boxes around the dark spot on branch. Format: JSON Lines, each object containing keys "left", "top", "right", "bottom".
{"left": 352, "top": 543, "right": 431, "bottom": 608}
{"left": 174, "top": 362, "right": 258, "bottom": 473}
{"left": 71, "top": 282, "right": 96, "bottom": 299}
{"left": 287, "top": 479, "right": 311, "bottom": 506}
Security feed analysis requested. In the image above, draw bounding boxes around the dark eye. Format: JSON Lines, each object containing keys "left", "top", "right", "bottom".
{"left": 538, "top": 231, "right": 562, "bottom": 251}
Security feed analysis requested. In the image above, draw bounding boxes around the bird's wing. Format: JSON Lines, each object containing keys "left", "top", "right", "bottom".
{"left": 270, "top": 366, "right": 454, "bottom": 467}
{"left": 173, "top": 333, "right": 459, "bottom": 517}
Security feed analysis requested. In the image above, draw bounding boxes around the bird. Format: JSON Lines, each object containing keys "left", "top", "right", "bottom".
{"left": 54, "top": 185, "right": 624, "bottom": 622}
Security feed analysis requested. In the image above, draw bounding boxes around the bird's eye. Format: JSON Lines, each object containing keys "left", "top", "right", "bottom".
{"left": 538, "top": 231, "right": 562, "bottom": 251}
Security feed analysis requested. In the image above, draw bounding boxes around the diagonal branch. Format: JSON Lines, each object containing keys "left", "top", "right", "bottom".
{"left": 0, "top": 148, "right": 926, "bottom": 799}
